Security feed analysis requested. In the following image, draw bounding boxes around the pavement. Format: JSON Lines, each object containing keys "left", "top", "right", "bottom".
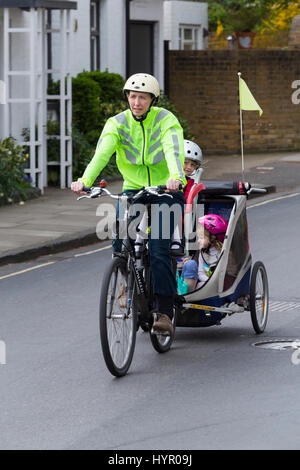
{"left": 1, "top": 151, "right": 300, "bottom": 266}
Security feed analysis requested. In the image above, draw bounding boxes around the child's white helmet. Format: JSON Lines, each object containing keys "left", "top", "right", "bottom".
{"left": 184, "top": 140, "right": 203, "bottom": 166}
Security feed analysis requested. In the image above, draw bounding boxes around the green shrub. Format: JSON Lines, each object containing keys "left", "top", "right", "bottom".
{"left": 47, "top": 120, "right": 61, "bottom": 163}
{"left": 77, "top": 70, "right": 125, "bottom": 102}
{"left": 47, "top": 76, "right": 60, "bottom": 95}
{"left": 0, "top": 137, "right": 31, "bottom": 205}
{"left": 72, "top": 76, "right": 102, "bottom": 139}
{"left": 72, "top": 126, "right": 94, "bottom": 181}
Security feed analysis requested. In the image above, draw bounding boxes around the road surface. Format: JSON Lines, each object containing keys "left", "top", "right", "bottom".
{"left": 1, "top": 190, "right": 300, "bottom": 450}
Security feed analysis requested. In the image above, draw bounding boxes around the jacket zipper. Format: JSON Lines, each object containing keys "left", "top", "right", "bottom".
{"left": 140, "top": 121, "right": 151, "bottom": 186}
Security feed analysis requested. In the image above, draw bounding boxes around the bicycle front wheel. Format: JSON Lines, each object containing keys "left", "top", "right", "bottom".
{"left": 99, "top": 257, "right": 137, "bottom": 377}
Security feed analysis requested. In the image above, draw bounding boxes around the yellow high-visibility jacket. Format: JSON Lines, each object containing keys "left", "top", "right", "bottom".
{"left": 78, "top": 106, "right": 186, "bottom": 190}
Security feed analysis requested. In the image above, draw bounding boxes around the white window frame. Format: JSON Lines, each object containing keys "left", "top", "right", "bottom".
{"left": 179, "top": 24, "right": 201, "bottom": 50}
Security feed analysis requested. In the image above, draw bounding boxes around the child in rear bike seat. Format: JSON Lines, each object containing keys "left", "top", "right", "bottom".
{"left": 134, "top": 140, "right": 203, "bottom": 256}
{"left": 181, "top": 214, "right": 228, "bottom": 291}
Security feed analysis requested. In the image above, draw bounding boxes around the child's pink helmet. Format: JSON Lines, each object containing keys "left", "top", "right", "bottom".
{"left": 198, "top": 214, "right": 228, "bottom": 242}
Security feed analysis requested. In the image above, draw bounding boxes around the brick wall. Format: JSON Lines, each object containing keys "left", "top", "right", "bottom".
{"left": 168, "top": 50, "right": 300, "bottom": 154}
{"left": 289, "top": 15, "right": 300, "bottom": 49}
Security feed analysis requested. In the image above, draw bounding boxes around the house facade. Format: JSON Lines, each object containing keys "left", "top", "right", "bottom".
{"left": 0, "top": 0, "right": 207, "bottom": 189}
{"left": 164, "top": 0, "right": 208, "bottom": 51}
{"left": 67, "top": 0, "right": 208, "bottom": 89}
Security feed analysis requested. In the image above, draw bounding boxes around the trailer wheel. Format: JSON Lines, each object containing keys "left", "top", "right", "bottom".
{"left": 250, "top": 261, "right": 269, "bottom": 334}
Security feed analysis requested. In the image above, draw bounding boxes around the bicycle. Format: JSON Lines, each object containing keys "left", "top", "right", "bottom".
{"left": 78, "top": 184, "right": 180, "bottom": 377}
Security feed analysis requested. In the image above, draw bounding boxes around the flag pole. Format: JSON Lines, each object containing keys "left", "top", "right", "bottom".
{"left": 238, "top": 72, "right": 245, "bottom": 183}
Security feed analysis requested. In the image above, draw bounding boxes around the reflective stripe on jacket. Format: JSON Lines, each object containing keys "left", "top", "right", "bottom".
{"left": 78, "top": 106, "right": 186, "bottom": 190}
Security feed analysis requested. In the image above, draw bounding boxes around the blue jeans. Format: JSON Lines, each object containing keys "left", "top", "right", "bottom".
{"left": 182, "top": 259, "right": 198, "bottom": 280}
{"left": 112, "top": 190, "right": 185, "bottom": 298}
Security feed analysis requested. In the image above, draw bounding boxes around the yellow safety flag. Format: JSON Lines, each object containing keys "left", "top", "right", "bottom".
{"left": 239, "top": 74, "right": 263, "bottom": 116}
{"left": 216, "top": 19, "right": 224, "bottom": 37}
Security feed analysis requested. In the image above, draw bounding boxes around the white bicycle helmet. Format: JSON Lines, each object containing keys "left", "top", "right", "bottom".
{"left": 123, "top": 73, "right": 160, "bottom": 99}
{"left": 184, "top": 140, "right": 203, "bottom": 167}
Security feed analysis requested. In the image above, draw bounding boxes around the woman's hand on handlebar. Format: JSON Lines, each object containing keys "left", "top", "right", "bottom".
{"left": 166, "top": 178, "right": 182, "bottom": 192}
{"left": 71, "top": 181, "right": 86, "bottom": 195}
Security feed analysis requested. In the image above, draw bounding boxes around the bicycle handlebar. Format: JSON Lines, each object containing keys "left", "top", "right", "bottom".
{"left": 78, "top": 184, "right": 183, "bottom": 201}
{"left": 78, "top": 182, "right": 265, "bottom": 201}
{"left": 247, "top": 187, "right": 267, "bottom": 194}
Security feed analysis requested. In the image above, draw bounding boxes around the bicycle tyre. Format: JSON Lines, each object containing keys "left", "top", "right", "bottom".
{"left": 250, "top": 261, "right": 269, "bottom": 334}
{"left": 99, "top": 257, "right": 137, "bottom": 377}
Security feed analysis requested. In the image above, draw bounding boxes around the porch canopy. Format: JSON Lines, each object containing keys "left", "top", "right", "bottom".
{"left": 0, "top": 1, "right": 77, "bottom": 9}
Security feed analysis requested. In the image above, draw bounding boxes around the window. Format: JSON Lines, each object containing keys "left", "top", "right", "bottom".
{"left": 179, "top": 25, "right": 200, "bottom": 50}
{"left": 90, "top": 1, "right": 100, "bottom": 70}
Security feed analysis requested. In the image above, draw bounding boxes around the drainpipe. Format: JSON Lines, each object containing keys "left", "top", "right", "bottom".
{"left": 125, "top": 0, "right": 131, "bottom": 77}
{"left": 164, "top": 40, "right": 170, "bottom": 97}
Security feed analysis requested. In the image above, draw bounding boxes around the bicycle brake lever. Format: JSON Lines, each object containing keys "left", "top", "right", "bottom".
{"left": 77, "top": 188, "right": 102, "bottom": 200}
{"left": 90, "top": 188, "right": 102, "bottom": 198}
{"left": 147, "top": 188, "right": 173, "bottom": 198}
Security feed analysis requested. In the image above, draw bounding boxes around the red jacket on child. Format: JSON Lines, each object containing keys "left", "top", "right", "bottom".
{"left": 183, "top": 177, "right": 194, "bottom": 199}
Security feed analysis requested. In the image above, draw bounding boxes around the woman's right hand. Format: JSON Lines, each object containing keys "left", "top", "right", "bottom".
{"left": 71, "top": 181, "right": 85, "bottom": 194}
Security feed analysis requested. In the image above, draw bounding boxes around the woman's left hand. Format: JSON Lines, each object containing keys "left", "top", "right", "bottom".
{"left": 166, "top": 178, "right": 182, "bottom": 192}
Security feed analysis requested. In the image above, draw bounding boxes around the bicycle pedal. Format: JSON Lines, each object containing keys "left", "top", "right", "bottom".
{"left": 151, "top": 327, "right": 170, "bottom": 337}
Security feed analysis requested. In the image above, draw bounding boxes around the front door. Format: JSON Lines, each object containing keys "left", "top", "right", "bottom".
{"left": 129, "top": 21, "right": 154, "bottom": 75}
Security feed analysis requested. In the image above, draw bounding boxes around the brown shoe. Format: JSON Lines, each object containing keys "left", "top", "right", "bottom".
{"left": 152, "top": 314, "right": 174, "bottom": 336}
{"left": 117, "top": 283, "right": 127, "bottom": 308}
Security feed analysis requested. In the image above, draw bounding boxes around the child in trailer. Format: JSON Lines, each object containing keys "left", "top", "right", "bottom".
{"left": 181, "top": 214, "right": 228, "bottom": 292}
{"left": 134, "top": 139, "right": 203, "bottom": 257}
{"left": 182, "top": 139, "right": 203, "bottom": 196}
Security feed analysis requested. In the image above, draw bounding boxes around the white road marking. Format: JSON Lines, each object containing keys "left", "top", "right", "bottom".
{"left": 0, "top": 245, "right": 111, "bottom": 280}
{"left": 0, "top": 261, "right": 56, "bottom": 280}
{"left": 269, "top": 300, "right": 300, "bottom": 312}
{"left": 248, "top": 192, "right": 300, "bottom": 209}
{"left": 74, "top": 245, "right": 111, "bottom": 257}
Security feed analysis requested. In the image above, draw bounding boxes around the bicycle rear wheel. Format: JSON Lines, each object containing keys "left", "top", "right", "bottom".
{"left": 99, "top": 257, "right": 137, "bottom": 377}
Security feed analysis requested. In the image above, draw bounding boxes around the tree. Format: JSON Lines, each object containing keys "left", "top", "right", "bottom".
{"left": 208, "top": 0, "right": 300, "bottom": 31}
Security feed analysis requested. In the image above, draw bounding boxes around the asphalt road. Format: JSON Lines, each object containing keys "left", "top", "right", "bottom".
{"left": 1, "top": 190, "right": 300, "bottom": 450}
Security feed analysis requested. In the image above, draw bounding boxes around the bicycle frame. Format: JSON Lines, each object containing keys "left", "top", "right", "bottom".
{"left": 79, "top": 186, "right": 158, "bottom": 321}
